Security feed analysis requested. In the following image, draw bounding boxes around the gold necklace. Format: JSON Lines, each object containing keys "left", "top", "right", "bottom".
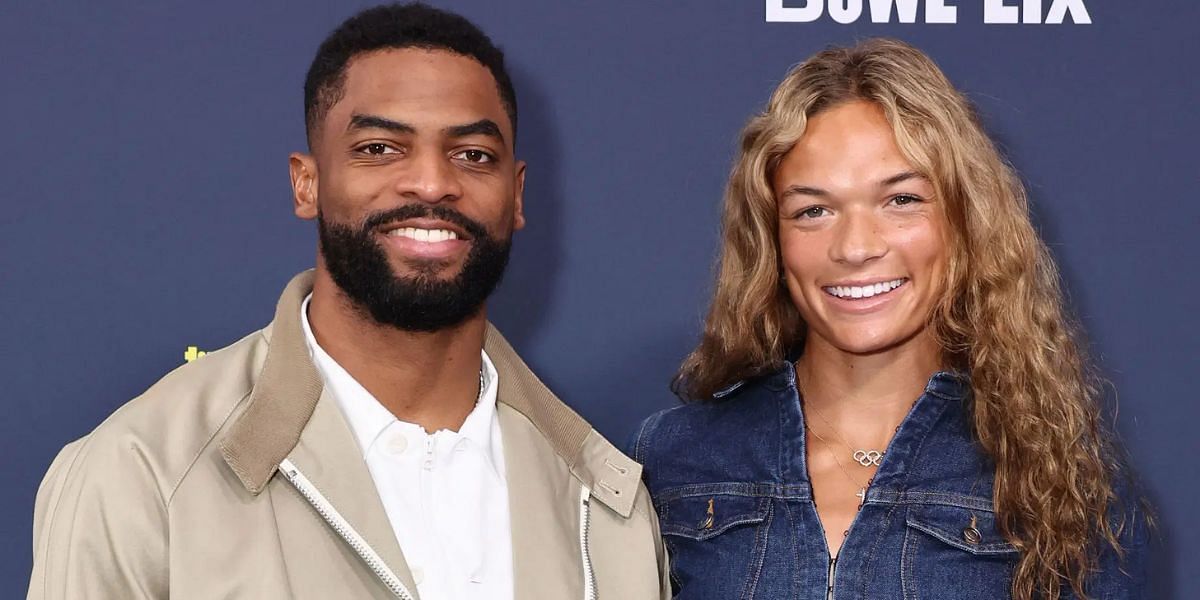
{"left": 805, "top": 417, "right": 871, "bottom": 507}
{"left": 809, "top": 403, "right": 887, "bottom": 468}
{"left": 796, "top": 368, "right": 888, "bottom": 506}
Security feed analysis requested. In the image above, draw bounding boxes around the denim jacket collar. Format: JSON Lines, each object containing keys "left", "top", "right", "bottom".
{"left": 712, "top": 360, "right": 969, "bottom": 402}
{"left": 755, "top": 361, "right": 973, "bottom": 491}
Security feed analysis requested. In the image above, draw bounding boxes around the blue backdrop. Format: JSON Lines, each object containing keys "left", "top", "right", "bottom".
{"left": 2, "top": 1, "right": 1196, "bottom": 597}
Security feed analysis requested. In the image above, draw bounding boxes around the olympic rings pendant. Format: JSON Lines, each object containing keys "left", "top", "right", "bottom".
{"left": 852, "top": 450, "right": 884, "bottom": 467}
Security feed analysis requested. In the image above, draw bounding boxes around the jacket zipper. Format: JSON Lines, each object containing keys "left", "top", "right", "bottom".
{"left": 826, "top": 554, "right": 837, "bottom": 600}
{"left": 579, "top": 485, "right": 597, "bottom": 600}
{"left": 278, "top": 459, "right": 416, "bottom": 600}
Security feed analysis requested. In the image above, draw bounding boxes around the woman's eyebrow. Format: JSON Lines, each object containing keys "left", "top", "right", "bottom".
{"left": 879, "top": 170, "right": 925, "bottom": 187}
{"left": 779, "top": 184, "right": 829, "bottom": 200}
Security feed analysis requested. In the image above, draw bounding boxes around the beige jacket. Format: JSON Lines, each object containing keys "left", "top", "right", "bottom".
{"left": 28, "top": 271, "right": 670, "bottom": 599}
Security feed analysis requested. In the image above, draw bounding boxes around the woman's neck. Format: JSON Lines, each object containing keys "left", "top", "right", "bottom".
{"left": 795, "top": 330, "right": 943, "bottom": 446}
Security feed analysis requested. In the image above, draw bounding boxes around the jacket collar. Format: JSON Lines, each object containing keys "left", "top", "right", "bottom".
{"left": 219, "top": 272, "right": 322, "bottom": 495}
{"left": 219, "top": 270, "right": 642, "bottom": 517}
{"left": 712, "top": 357, "right": 970, "bottom": 403}
{"left": 483, "top": 319, "right": 643, "bottom": 517}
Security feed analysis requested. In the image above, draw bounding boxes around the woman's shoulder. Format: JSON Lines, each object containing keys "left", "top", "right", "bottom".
{"left": 629, "top": 374, "right": 792, "bottom": 493}
{"left": 633, "top": 376, "right": 782, "bottom": 450}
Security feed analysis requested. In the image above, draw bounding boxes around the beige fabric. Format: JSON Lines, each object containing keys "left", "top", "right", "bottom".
{"left": 28, "top": 271, "right": 670, "bottom": 599}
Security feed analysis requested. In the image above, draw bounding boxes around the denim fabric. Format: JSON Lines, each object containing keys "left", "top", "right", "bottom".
{"left": 632, "top": 364, "right": 1148, "bottom": 599}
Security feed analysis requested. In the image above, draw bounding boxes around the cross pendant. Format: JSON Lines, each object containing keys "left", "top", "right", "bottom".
{"left": 856, "top": 488, "right": 866, "bottom": 506}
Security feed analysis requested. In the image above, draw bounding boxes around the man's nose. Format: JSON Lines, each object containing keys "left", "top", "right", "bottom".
{"left": 828, "top": 210, "right": 887, "bottom": 265}
{"left": 395, "top": 150, "right": 462, "bottom": 204}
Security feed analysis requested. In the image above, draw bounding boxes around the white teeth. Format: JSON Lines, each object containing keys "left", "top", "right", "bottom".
{"left": 386, "top": 227, "right": 459, "bottom": 242}
{"left": 823, "top": 278, "right": 906, "bottom": 299}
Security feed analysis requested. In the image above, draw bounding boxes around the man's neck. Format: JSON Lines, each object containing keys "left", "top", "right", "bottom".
{"left": 308, "top": 270, "right": 486, "bottom": 433}
{"left": 795, "top": 330, "right": 942, "bottom": 447}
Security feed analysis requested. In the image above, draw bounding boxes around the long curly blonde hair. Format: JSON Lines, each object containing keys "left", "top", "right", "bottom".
{"left": 676, "top": 38, "right": 1129, "bottom": 599}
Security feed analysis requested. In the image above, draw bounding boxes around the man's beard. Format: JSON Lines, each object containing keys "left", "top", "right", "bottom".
{"left": 317, "top": 204, "right": 511, "bottom": 332}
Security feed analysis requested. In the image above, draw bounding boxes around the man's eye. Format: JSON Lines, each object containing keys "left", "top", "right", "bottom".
{"left": 359, "top": 143, "right": 396, "bottom": 155}
{"left": 797, "top": 206, "right": 828, "bottom": 219}
{"left": 454, "top": 149, "right": 493, "bottom": 164}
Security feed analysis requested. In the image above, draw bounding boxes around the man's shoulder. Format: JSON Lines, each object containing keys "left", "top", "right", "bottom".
{"left": 53, "top": 327, "right": 272, "bottom": 500}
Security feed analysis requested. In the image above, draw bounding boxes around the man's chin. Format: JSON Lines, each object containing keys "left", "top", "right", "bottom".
{"left": 387, "top": 256, "right": 464, "bottom": 280}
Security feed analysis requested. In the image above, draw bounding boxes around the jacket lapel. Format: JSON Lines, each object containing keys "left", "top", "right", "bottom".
{"left": 218, "top": 271, "right": 416, "bottom": 596}
{"left": 284, "top": 388, "right": 417, "bottom": 594}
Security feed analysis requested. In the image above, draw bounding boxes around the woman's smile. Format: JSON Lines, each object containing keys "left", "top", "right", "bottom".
{"left": 819, "top": 277, "right": 910, "bottom": 314}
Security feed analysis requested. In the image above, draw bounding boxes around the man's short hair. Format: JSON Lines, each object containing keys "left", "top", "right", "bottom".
{"left": 303, "top": 2, "right": 517, "bottom": 148}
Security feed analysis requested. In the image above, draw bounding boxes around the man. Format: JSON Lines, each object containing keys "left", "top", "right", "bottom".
{"left": 27, "top": 4, "right": 669, "bottom": 599}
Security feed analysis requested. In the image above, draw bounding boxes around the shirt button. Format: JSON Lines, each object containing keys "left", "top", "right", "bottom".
{"left": 387, "top": 434, "right": 409, "bottom": 455}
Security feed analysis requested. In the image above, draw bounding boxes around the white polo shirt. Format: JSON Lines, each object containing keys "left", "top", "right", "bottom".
{"left": 300, "top": 295, "right": 513, "bottom": 600}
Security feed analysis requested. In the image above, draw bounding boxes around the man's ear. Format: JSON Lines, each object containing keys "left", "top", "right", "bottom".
{"left": 289, "top": 152, "right": 319, "bottom": 220}
{"left": 512, "top": 160, "right": 526, "bottom": 231}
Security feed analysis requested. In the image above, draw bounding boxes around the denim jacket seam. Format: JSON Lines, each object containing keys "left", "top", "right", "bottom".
{"left": 775, "top": 383, "right": 787, "bottom": 490}
{"left": 650, "top": 483, "right": 810, "bottom": 504}
{"left": 855, "top": 391, "right": 952, "bottom": 598}
{"left": 777, "top": 369, "right": 809, "bottom": 484}
{"left": 897, "top": 394, "right": 954, "bottom": 492}
{"left": 871, "top": 490, "right": 995, "bottom": 512}
{"left": 632, "top": 408, "right": 667, "bottom": 465}
{"left": 857, "top": 498, "right": 905, "bottom": 598}
{"left": 925, "top": 389, "right": 959, "bottom": 401}
{"left": 901, "top": 518, "right": 917, "bottom": 600}
{"left": 781, "top": 499, "right": 803, "bottom": 597}
{"left": 739, "top": 500, "right": 773, "bottom": 600}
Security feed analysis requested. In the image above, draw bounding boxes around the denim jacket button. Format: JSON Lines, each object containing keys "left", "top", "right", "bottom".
{"left": 963, "top": 526, "right": 982, "bottom": 545}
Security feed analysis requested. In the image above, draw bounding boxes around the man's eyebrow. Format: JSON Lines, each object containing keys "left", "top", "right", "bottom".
{"left": 347, "top": 114, "right": 415, "bottom": 134}
{"left": 446, "top": 119, "right": 505, "bottom": 144}
{"left": 346, "top": 115, "right": 506, "bottom": 145}
{"left": 880, "top": 170, "right": 926, "bottom": 187}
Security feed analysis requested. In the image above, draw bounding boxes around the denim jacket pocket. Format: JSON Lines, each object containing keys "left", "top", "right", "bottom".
{"left": 905, "top": 504, "right": 1018, "bottom": 555}
{"left": 661, "top": 492, "right": 769, "bottom": 540}
{"left": 657, "top": 492, "right": 772, "bottom": 598}
{"left": 901, "top": 504, "right": 1018, "bottom": 598}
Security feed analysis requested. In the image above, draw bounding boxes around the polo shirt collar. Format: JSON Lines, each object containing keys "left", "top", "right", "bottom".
{"left": 299, "top": 294, "right": 502, "bottom": 476}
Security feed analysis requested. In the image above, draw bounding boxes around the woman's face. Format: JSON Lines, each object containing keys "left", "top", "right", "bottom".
{"left": 773, "top": 100, "right": 948, "bottom": 356}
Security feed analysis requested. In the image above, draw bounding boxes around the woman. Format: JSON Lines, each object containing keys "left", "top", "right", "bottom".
{"left": 632, "top": 39, "right": 1148, "bottom": 599}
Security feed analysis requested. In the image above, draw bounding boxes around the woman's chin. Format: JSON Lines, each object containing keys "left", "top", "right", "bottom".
{"left": 811, "top": 325, "right": 928, "bottom": 357}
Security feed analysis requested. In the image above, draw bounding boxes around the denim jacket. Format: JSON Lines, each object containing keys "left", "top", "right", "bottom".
{"left": 631, "top": 364, "right": 1148, "bottom": 599}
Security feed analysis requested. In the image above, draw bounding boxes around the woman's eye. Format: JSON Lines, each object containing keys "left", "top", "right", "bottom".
{"left": 798, "top": 206, "right": 827, "bottom": 219}
{"left": 890, "top": 194, "right": 922, "bottom": 206}
{"left": 455, "top": 149, "right": 493, "bottom": 164}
